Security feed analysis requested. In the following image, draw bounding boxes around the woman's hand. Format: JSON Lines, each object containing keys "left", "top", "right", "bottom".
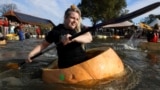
{"left": 25, "top": 40, "right": 50, "bottom": 63}
{"left": 26, "top": 54, "right": 33, "bottom": 63}
{"left": 61, "top": 34, "right": 72, "bottom": 45}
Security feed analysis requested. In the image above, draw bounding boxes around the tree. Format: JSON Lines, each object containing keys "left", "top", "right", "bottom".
{"left": 0, "top": 3, "right": 18, "bottom": 16}
{"left": 141, "top": 14, "right": 160, "bottom": 24}
{"left": 153, "top": 24, "right": 159, "bottom": 29}
{"left": 155, "top": 15, "right": 160, "bottom": 20}
{"left": 78, "top": 0, "right": 127, "bottom": 25}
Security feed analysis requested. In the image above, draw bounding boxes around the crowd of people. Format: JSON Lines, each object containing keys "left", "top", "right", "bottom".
{"left": 0, "top": 17, "right": 49, "bottom": 41}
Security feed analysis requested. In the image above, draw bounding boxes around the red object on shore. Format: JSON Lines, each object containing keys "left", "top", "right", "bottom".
{"left": 3, "top": 19, "right": 9, "bottom": 27}
{"left": 36, "top": 27, "right": 41, "bottom": 35}
{"left": 150, "top": 33, "right": 159, "bottom": 42}
{"left": 0, "top": 19, "right": 4, "bottom": 26}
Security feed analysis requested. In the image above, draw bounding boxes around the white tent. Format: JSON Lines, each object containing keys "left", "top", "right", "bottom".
{"left": 103, "top": 21, "right": 134, "bottom": 28}
{"left": 149, "top": 18, "right": 160, "bottom": 27}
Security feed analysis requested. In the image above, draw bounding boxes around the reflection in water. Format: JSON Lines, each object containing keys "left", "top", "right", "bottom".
{"left": 0, "top": 38, "right": 160, "bottom": 90}
{"left": 147, "top": 52, "right": 160, "bottom": 66}
{"left": 0, "top": 64, "right": 140, "bottom": 90}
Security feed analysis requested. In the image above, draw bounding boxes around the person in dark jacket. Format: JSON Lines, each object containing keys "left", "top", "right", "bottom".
{"left": 147, "top": 30, "right": 159, "bottom": 42}
{"left": 26, "top": 5, "right": 92, "bottom": 68}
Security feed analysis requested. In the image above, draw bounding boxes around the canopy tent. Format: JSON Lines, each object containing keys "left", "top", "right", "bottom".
{"left": 139, "top": 23, "right": 152, "bottom": 30}
{"left": 149, "top": 18, "right": 160, "bottom": 27}
{"left": 103, "top": 21, "right": 134, "bottom": 28}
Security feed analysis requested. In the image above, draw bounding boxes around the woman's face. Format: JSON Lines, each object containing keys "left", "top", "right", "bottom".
{"left": 64, "top": 11, "right": 80, "bottom": 30}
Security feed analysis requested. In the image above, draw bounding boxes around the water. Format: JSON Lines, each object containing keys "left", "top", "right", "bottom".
{"left": 0, "top": 38, "right": 160, "bottom": 90}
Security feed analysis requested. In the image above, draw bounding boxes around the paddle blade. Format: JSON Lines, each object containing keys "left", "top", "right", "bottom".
{"left": 6, "top": 62, "right": 20, "bottom": 70}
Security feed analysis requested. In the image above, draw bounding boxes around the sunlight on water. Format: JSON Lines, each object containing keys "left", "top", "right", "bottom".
{"left": 0, "top": 64, "right": 140, "bottom": 90}
{"left": 0, "top": 37, "right": 160, "bottom": 90}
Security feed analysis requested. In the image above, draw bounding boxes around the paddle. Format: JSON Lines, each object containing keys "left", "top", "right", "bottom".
{"left": 7, "top": 2, "right": 160, "bottom": 69}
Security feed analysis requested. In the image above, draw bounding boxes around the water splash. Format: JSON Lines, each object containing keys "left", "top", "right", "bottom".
{"left": 125, "top": 30, "right": 143, "bottom": 50}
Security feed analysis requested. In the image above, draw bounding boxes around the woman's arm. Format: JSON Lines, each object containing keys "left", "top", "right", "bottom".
{"left": 72, "top": 32, "right": 92, "bottom": 43}
{"left": 61, "top": 32, "right": 92, "bottom": 45}
{"left": 26, "top": 40, "right": 50, "bottom": 63}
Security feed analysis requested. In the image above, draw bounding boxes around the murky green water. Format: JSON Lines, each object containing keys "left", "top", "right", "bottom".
{"left": 0, "top": 38, "right": 160, "bottom": 90}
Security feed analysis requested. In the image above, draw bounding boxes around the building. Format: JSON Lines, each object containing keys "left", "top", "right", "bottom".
{"left": 3, "top": 10, "right": 55, "bottom": 36}
{"left": 3, "top": 10, "right": 55, "bottom": 27}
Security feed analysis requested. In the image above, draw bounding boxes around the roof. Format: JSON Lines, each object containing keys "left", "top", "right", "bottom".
{"left": 149, "top": 18, "right": 160, "bottom": 27}
{"left": 103, "top": 21, "right": 134, "bottom": 28}
{"left": 3, "top": 10, "right": 55, "bottom": 26}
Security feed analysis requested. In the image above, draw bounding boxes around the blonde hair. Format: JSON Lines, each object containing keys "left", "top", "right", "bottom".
{"left": 64, "top": 5, "right": 81, "bottom": 32}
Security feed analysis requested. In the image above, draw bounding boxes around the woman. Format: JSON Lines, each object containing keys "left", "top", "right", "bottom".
{"left": 26, "top": 5, "right": 92, "bottom": 68}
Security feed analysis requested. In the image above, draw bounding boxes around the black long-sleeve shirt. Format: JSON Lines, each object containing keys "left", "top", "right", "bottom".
{"left": 45, "top": 24, "right": 87, "bottom": 68}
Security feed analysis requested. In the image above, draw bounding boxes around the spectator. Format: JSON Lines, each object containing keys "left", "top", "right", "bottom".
{"left": 3, "top": 17, "right": 9, "bottom": 37}
{"left": 25, "top": 29, "right": 30, "bottom": 39}
{"left": 36, "top": 26, "right": 41, "bottom": 38}
{"left": 17, "top": 28, "right": 25, "bottom": 41}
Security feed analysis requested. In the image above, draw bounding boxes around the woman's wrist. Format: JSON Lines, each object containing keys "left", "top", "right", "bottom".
{"left": 71, "top": 38, "right": 76, "bottom": 42}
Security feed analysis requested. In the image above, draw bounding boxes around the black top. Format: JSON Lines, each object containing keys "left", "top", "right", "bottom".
{"left": 45, "top": 24, "right": 87, "bottom": 68}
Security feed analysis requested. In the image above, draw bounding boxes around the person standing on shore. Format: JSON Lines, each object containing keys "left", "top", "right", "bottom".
{"left": 3, "top": 17, "right": 9, "bottom": 37}
{"left": 36, "top": 26, "right": 41, "bottom": 39}
{"left": 17, "top": 27, "right": 25, "bottom": 41}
